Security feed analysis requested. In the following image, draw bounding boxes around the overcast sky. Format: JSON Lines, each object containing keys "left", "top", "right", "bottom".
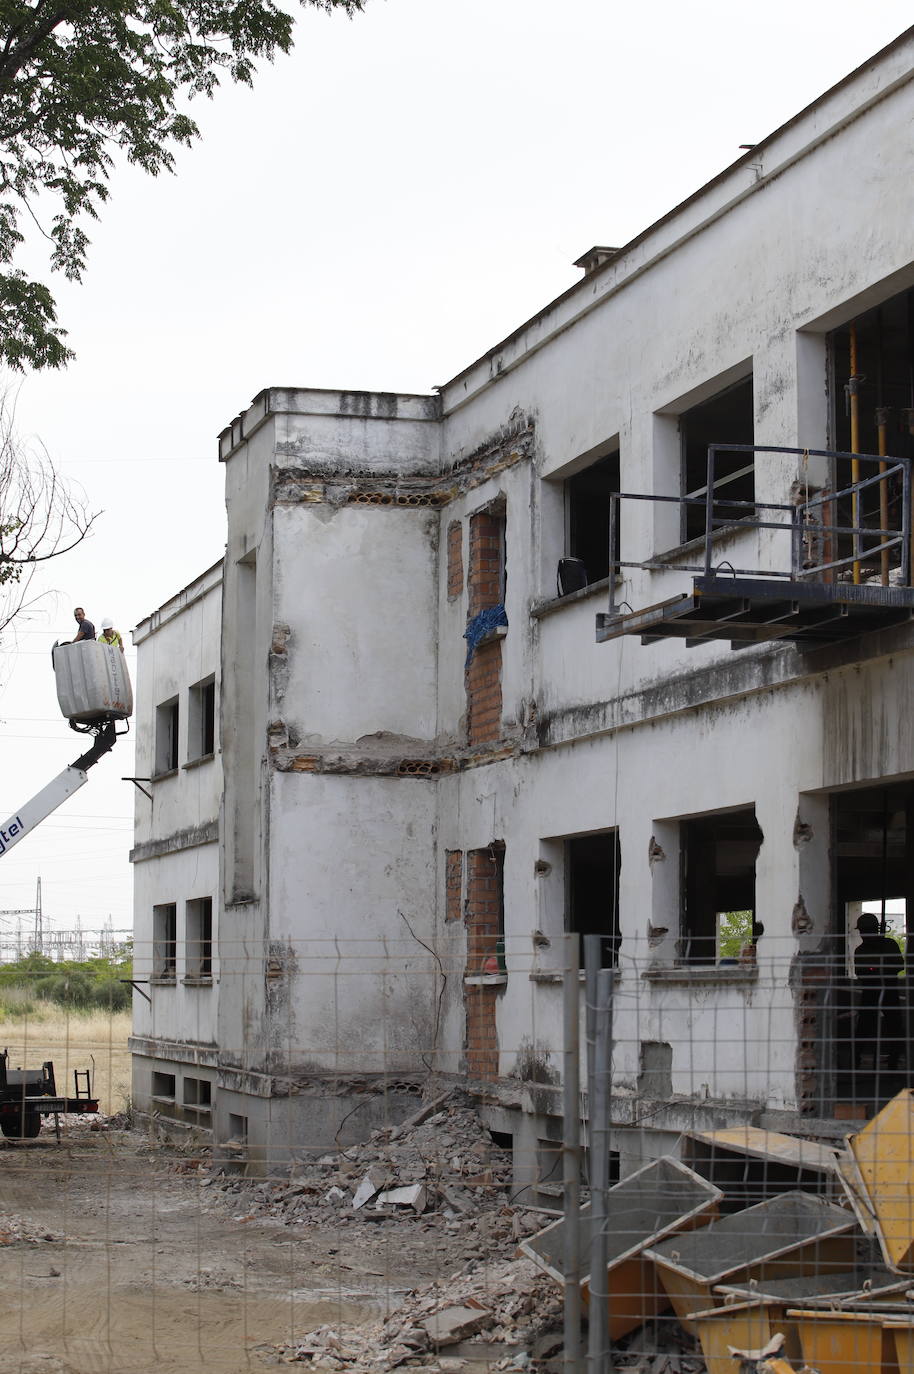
{"left": 0, "top": 0, "right": 911, "bottom": 945}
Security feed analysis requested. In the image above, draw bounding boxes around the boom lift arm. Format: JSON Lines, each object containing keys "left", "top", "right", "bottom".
{"left": 0, "top": 720, "right": 119, "bottom": 860}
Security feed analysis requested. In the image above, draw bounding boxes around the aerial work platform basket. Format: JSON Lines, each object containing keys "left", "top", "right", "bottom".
{"left": 51, "top": 640, "right": 133, "bottom": 724}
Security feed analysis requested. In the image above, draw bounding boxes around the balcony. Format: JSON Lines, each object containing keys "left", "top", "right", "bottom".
{"left": 596, "top": 445, "right": 914, "bottom": 649}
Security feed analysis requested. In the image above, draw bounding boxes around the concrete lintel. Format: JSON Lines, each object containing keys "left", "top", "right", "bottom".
{"left": 130, "top": 820, "right": 218, "bottom": 864}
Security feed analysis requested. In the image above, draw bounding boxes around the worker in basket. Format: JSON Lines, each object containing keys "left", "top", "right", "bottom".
{"left": 99, "top": 617, "right": 124, "bottom": 652}
{"left": 70, "top": 606, "right": 95, "bottom": 643}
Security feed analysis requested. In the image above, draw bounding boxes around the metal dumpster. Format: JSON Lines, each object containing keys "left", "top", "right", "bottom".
{"left": 645, "top": 1192, "right": 859, "bottom": 1329}
{"left": 520, "top": 1155, "right": 722, "bottom": 1339}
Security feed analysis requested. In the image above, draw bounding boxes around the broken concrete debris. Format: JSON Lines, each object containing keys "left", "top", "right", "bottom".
{"left": 275, "top": 1257, "right": 561, "bottom": 1369}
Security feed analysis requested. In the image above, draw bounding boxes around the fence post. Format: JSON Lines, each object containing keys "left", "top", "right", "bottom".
{"left": 562, "top": 932, "right": 583, "bottom": 1374}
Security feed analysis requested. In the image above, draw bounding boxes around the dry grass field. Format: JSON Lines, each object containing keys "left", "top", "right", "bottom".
{"left": 0, "top": 1008, "right": 131, "bottom": 1114}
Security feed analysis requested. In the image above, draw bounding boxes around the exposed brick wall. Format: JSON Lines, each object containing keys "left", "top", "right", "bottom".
{"left": 447, "top": 522, "right": 463, "bottom": 600}
{"left": 467, "top": 510, "right": 504, "bottom": 618}
{"left": 465, "top": 846, "right": 503, "bottom": 972}
{"left": 445, "top": 850, "right": 463, "bottom": 923}
{"left": 466, "top": 639, "right": 502, "bottom": 746}
{"left": 465, "top": 985, "right": 499, "bottom": 1080}
{"left": 465, "top": 508, "right": 505, "bottom": 747}
{"left": 464, "top": 845, "right": 505, "bottom": 1082}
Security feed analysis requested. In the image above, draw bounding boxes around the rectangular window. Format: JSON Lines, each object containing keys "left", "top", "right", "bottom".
{"left": 228, "top": 1113, "right": 248, "bottom": 1143}
{"left": 188, "top": 676, "right": 216, "bottom": 761}
{"left": 564, "top": 451, "right": 620, "bottom": 591}
{"left": 681, "top": 808, "right": 763, "bottom": 965}
{"left": 829, "top": 287, "right": 914, "bottom": 581}
{"left": 566, "top": 831, "right": 621, "bottom": 968}
{"left": 680, "top": 376, "right": 754, "bottom": 542}
{"left": 182, "top": 1077, "right": 212, "bottom": 1111}
{"left": 152, "top": 903, "right": 177, "bottom": 980}
{"left": 155, "top": 697, "right": 179, "bottom": 775}
{"left": 185, "top": 897, "right": 213, "bottom": 981}
{"left": 152, "top": 1071, "right": 175, "bottom": 1100}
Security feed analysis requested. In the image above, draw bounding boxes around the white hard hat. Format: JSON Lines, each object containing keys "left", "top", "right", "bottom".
{"left": 101, "top": 617, "right": 114, "bottom": 630}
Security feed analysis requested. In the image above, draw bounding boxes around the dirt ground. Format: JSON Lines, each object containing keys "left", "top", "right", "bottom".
{"left": 0, "top": 1122, "right": 540, "bottom": 1374}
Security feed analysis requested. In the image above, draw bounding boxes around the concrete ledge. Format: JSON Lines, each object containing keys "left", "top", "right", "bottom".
{"left": 643, "top": 966, "right": 759, "bottom": 986}
{"left": 130, "top": 819, "right": 218, "bottom": 864}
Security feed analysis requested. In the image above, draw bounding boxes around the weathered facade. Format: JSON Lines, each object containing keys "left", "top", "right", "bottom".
{"left": 132, "top": 30, "right": 914, "bottom": 1180}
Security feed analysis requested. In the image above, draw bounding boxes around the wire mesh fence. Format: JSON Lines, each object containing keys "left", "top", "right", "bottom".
{"left": 0, "top": 933, "right": 912, "bottom": 1374}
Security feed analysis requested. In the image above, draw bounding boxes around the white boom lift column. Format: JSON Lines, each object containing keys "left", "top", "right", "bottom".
{"left": 0, "top": 722, "right": 118, "bottom": 860}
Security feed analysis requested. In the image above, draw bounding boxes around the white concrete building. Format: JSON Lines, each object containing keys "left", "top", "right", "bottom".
{"left": 132, "top": 29, "right": 914, "bottom": 1180}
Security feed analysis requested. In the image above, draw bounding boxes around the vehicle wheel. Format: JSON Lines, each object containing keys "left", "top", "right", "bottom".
{"left": 0, "top": 1111, "right": 41, "bottom": 1139}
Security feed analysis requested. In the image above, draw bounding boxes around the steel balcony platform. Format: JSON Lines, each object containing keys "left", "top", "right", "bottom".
{"left": 595, "top": 575, "right": 914, "bottom": 649}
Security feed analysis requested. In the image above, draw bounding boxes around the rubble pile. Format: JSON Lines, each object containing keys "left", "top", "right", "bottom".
{"left": 202, "top": 1091, "right": 545, "bottom": 1263}
{"left": 275, "top": 1256, "right": 562, "bottom": 1370}
{"left": 0, "top": 1213, "right": 59, "bottom": 1245}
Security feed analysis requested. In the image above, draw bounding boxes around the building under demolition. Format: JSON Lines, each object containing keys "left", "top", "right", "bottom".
{"left": 130, "top": 28, "right": 914, "bottom": 1186}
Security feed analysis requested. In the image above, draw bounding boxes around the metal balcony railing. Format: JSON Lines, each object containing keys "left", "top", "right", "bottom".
{"left": 597, "top": 446, "right": 914, "bottom": 648}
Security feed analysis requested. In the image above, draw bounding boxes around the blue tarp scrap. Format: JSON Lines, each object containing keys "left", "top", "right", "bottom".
{"left": 464, "top": 603, "right": 508, "bottom": 668}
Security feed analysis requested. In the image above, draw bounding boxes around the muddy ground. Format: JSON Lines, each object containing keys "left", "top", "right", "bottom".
{"left": 0, "top": 1121, "right": 555, "bottom": 1374}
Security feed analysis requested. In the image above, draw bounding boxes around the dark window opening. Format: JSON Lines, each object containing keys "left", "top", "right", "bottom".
{"left": 153, "top": 903, "right": 177, "bottom": 979}
{"left": 681, "top": 809, "right": 762, "bottom": 965}
{"left": 829, "top": 286, "right": 914, "bottom": 580}
{"left": 830, "top": 781, "right": 914, "bottom": 1111}
{"left": 681, "top": 377, "right": 755, "bottom": 542}
{"left": 488, "top": 1129, "right": 513, "bottom": 1151}
{"left": 183, "top": 1077, "right": 212, "bottom": 1109}
{"left": 228, "top": 1113, "right": 248, "bottom": 1143}
{"left": 155, "top": 697, "right": 179, "bottom": 774}
{"left": 565, "top": 452, "right": 620, "bottom": 588}
{"left": 566, "top": 830, "right": 621, "bottom": 968}
{"left": 152, "top": 1071, "right": 175, "bottom": 1100}
{"left": 189, "top": 677, "right": 216, "bottom": 760}
{"left": 186, "top": 897, "right": 213, "bottom": 979}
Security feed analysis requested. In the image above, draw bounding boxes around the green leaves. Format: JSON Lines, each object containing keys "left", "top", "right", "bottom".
{"left": 0, "top": 0, "right": 363, "bottom": 370}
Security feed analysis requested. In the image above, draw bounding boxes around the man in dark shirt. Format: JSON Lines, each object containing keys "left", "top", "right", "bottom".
{"left": 854, "top": 912, "right": 905, "bottom": 1071}
{"left": 71, "top": 607, "right": 95, "bottom": 643}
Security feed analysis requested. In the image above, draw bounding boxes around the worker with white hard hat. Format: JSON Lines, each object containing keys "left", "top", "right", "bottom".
{"left": 99, "top": 617, "right": 124, "bottom": 652}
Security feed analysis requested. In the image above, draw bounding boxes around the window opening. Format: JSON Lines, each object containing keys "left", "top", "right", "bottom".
{"left": 152, "top": 903, "right": 177, "bottom": 980}
{"left": 680, "top": 809, "right": 762, "bottom": 965}
{"left": 188, "top": 676, "right": 216, "bottom": 760}
{"left": 152, "top": 1071, "right": 175, "bottom": 1100}
{"left": 183, "top": 1077, "right": 212, "bottom": 1110}
{"left": 566, "top": 830, "right": 621, "bottom": 968}
{"left": 155, "top": 697, "right": 179, "bottom": 774}
{"left": 831, "top": 781, "right": 914, "bottom": 1112}
{"left": 564, "top": 452, "right": 620, "bottom": 590}
{"left": 185, "top": 897, "right": 213, "bottom": 980}
{"left": 228, "top": 1113, "right": 248, "bottom": 1143}
{"left": 829, "top": 286, "right": 914, "bottom": 581}
{"left": 680, "top": 376, "right": 754, "bottom": 542}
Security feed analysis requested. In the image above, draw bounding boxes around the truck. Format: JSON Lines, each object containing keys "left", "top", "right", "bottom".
{"left": 0, "top": 1050, "right": 98, "bottom": 1138}
{"left": 0, "top": 639, "right": 133, "bottom": 1138}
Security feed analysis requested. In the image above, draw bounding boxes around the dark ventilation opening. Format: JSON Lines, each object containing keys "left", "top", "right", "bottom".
{"left": 488, "top": 1129, "right": 513, "bottom": 1151}
{"left": 681, "top": 808, "right": 763, "bottom": 965}
{"left": 566, "top": 452, "right": 620, "bottom": 586}
{"left": 566, "top": 830, "right": 621, "bottom": 968}
{"left": 681, "top": 376, "right": 755, "bottom": 542}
